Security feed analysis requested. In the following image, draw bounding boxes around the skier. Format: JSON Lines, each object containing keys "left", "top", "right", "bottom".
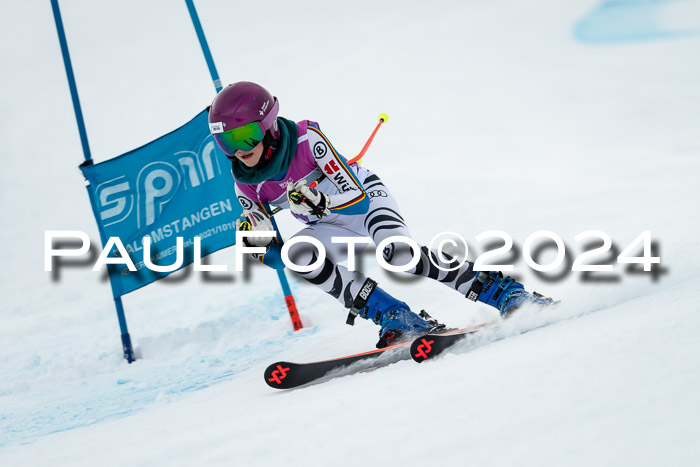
{"left": 209, "top": 81, "right": 553, "bottom": 348}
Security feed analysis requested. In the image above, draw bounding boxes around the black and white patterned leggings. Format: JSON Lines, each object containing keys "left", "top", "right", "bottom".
{"left": 286, "top": 171, "right": 477, "bottom": 309}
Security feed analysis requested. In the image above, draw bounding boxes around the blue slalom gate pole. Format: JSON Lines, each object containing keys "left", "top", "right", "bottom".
{"left": 185, "top": 0, "right": 222, "bottom": 93}
{"left": 185, "top": 0, "right": 303, "bottom": 331}
{"left": 262, "top": 203, "right": 303, "bottom": 331}
{"left": 51, "top": 0, "right": 91, "bottom": 164}
{"left": 51, "top": 0, "right": 136, "bottom": 362}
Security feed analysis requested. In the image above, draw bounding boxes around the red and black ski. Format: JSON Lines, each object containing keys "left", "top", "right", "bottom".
{"left": 411, "top": 298, "right": 563, "bottom": 363}
{"left": 264, "top": 321, "right": 498, "bottom": 389}
{"left": 264, "top": 340, "right": 414, "bottom": 389}
{"left": 410, "top": 321, "right": 501, "bottom": 363}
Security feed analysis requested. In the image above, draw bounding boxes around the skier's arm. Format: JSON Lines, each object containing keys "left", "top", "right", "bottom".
{"left": 234, "top": 184, "right": 274, "bottom": 227}
{"left": 234, "top": 184, "right": 260, "bottom": 214}
{"left": 305, "top": 125, "right": 369, "bottom": 215}
{"left": 234, "top": 184, "right": 284, "bottom": 269}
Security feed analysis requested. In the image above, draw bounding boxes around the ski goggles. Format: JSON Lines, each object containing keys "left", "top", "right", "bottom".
{"left": 211, "top": 121, "right": 265, "bottom": 156}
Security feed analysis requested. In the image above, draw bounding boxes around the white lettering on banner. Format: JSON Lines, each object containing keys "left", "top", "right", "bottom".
{"left": 200, "top": 142, "right": 218, "bottom": 180}
{"left": 125, "top": 200, "right": 234, "bottom": 253}
{"left": 98, "top": 180, "right": 132, "bottom": 223}
{"left": 176, "top": 141, "right": 219, "bottom": 189}
{"left": 95, "top": 177, "right": 133, "bottom": 227}
{"left": 94, "top": 137, "right": 225, "bottom": 229}
{"left": 178, "top": 156, "right": 200, "bottom": 188}
{"left": 138, "top": 163, "right": 180, "bottom": 228}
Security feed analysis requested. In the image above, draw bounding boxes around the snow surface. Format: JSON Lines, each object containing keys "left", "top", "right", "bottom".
{"left": 1, "top": 0, "right": 700, "bottom": 465}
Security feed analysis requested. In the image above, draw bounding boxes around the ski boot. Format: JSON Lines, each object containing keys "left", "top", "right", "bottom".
{"left": 466, "top": 271, "right": 555, "bottom": 317}
{"left": 346, "top": 279, "right": 445, "bottom": 348}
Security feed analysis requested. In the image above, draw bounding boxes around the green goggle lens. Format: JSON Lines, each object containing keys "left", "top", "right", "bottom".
{"left": 214, "top": 122, "right": 265, "bottom": 155}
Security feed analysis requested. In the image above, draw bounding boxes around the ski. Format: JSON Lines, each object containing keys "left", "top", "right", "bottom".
{"left": 264, "top": 340, "right": 413, "bottom": 389}
{"left": 264, "top": 320, "right": 498, "bottom": 389}
{"left": 410, "top": 321, "right": 501, "bottom": 363}
{"left": 413, "top": 297, "right": 565, "bottom": 363}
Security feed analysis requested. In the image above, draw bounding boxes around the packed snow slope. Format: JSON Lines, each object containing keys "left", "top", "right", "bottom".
{"left": 1, "top": 0, "right": 699, "bottom": 466}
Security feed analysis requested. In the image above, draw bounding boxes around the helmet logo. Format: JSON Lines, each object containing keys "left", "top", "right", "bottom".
{"left": 209, "top": 122, "right": 224, "bottom": 134}
{"left": 260, "top": 100, "right": 269, "bottom": 116}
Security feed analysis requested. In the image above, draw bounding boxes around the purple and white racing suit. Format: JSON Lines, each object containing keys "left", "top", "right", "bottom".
{"left": 234, "top": 120, "right": 477, "bottom": 309}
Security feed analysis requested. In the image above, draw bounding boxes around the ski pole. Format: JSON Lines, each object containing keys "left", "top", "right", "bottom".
{"left": 309, "top": 112, "right": 388, "bottom": 189}
{"left": 346, "top": 112, "right": 389, "bottom": 166}
{"left": 285, "top": 113, "right": 389, "bottom": 214}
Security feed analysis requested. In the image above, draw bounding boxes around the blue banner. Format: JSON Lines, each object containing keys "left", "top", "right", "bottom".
{"left": 80, "top": 109, "right": 241, "bottom": 297}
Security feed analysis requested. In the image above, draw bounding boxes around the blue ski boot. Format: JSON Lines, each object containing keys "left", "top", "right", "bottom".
{"left": 346, "top": 279, "right": 444, "bottom": 348}
{"left": 466, "top": 271, "right": 555, "bottom": 317}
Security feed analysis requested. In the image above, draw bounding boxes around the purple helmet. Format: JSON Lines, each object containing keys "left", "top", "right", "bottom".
{"left": 208, "top": 81, "right": 280, "bottom": 156}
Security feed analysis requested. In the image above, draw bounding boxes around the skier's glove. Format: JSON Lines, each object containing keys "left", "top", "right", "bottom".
{"left": 235, "top": 209, "right": 274, "bottom": 247}
{"left": 287, "top": 180, "right": 331, "bottom": 218}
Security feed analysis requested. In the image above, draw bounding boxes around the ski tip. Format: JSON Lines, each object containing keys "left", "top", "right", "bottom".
{"left": 264, "top": 362, "right": 295, "bottom": 389}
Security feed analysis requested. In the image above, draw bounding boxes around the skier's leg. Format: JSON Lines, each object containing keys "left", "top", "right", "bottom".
{"left": 362, "top": 173, "right": 478, "bottom": 295}
{"left": 465, "top": 271, "right": 556, "bottom": 316}
{"left": 286, "top": 223, "right": 368, "bottom": 309}
{"left": 364, "top": 172, "right": 555, "bottom": 316}
{"left": 286, "top": 223, "right": 438, "bottom": 347}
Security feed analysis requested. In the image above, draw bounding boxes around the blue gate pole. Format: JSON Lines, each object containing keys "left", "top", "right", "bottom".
{"left": 51, "top": 0, "right": 136, "bottom": 363}
{"left": 263, "top": 203, "right": 303, "bottom": 331}
{"left": 186, "top": 0, "right": 302, "bottom": 331}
